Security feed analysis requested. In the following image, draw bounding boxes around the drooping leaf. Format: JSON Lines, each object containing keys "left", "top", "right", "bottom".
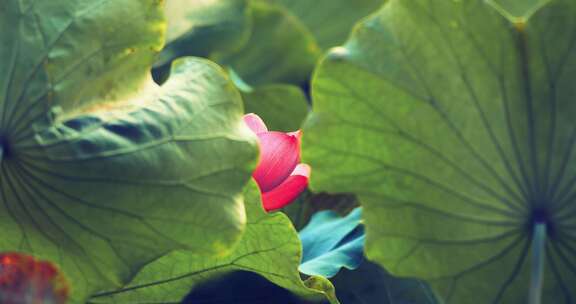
{"left": 299, "top": 208, "right": 365, "bottom": 278}
{"left": 303, "top": 0, "right": 576, "bottom": 302}
{"left": 331, "top": 260, "right": 438, "bottom": 304}
{"left": 213, "top": 1, "right": 321, "bottom": 87}
{"left": 241, "top": 83, "right": 309, "bottom": 132}
{"left": 0, "top": 1, "right": 257, "bottom": 300}
{"left": 266, "top": 0, "right": 384, "bottom": 49}
{"left": 155, "top": 0, "right": 252, "bottom": 67}
{"left": 89, "top": 181, "right": 339, "bottom": 304}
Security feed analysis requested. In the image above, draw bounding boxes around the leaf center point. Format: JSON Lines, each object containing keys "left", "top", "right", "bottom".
{"left": 531, "top": 207, "right": 548, "bottom": 224}
{"left": 0, "top": 136, "right": 12, "bottom": 161}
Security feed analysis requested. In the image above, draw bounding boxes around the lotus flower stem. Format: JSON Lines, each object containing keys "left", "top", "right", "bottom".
{"left": 528, "top": 222, "right": 546, "bottom": 304}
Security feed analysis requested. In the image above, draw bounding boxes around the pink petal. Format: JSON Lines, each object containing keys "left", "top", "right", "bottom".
{"left": 262, "top": 172, "right": 309, "bottom": 211}
{"left": 288, "top": 130, "right": 302, "bottom": 142}
{"left": 291, "top": 163, "right": 310, "bottom": 178}
{"left": 243, "top": 113, "right": 268, "bottom": 134}
{"left": 253, "top": 131, "right": 300, "bottom": 192}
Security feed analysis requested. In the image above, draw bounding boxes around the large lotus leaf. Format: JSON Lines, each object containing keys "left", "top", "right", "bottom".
{"left": 155, "top": 0, "right": 251, "bottom": 67}
{"left": 241, "top": 83, "right": 309, "bottom": 132}
{"left": 267, "top": 0, "right": 384, "bottom": 49}
{"left": 213, "top": 1, "right": 321, "bottom": 87}
{"left": 0, "top": 1, "right": 258, "bottom": 301}
{"left": 303, "top": 0, "right": 576, "bottom": 303}
{"left": 299, "top": 208, "right": 365, "bottom": 278}
{"left": 88, "top": 181, "right": 339, "bottom": 304}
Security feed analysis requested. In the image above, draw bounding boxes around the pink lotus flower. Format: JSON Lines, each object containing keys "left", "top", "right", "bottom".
{"left": 0, "top": 253, "right": 69, "bottom": 304}
{"left": 244, "top": 113, "right": 311, "bottom": 211}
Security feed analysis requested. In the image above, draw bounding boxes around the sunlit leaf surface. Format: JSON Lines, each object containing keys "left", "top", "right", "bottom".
{"left": 303, "top": 0, "right": 576, "bottom": 302}
{"left": 89, "top": 181, "right": 338, "bottom": 304}
{"left": 0, "top": 1, "right": 257, "bottom": 301}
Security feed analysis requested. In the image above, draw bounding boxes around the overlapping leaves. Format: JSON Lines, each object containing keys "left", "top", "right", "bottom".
{"left": 157, "top": 0, "right": 388, "bottom": 135}
{"left": 213, "top": 1, "right": 320, "bottom": 87}
{"left": 0, "top": 1, "right": 257, "bottom": 301}
{"left": 89, "top": 181, "right": 338, "bottom": 304}
{"left": 266, "top": 0, "right": 383, "bottom": 50}
{"left": 154, "top": 0, "right": 251, "bottom": 67}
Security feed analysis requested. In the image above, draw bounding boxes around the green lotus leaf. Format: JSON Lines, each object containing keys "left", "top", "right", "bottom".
{"left": 303, "top": 0, "right": 576, "bottom": 302}
{"left": 214, "top": 1, "right": 321, "bottom": 87}
{"left": 155, "top": 0, "right": 252, "bottom": 67}
{"left": 240, "top": 83, "right": 309, "bottom": 132}
{"left": 88, "top": 181, "right": 338, "bottom": 304}
{"left": 267, "top": 0, "right": 384, "bottom": 49}
{"left": 0, "top": 1, "right": 257, "bottom": 301}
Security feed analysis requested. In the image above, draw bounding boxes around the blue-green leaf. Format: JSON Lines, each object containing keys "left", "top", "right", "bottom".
{"left": 299, "top": 208, "right": 365, "bottom": 278}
